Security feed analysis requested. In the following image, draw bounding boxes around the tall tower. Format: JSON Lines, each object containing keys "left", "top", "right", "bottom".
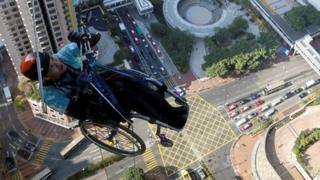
{"left": 0, "top": 0, "right": 78, "bottom": 75}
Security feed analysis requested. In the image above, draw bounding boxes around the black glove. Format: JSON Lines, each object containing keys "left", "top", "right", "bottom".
{"left": 68, "top": 31, "right": 101, "bottom": 47}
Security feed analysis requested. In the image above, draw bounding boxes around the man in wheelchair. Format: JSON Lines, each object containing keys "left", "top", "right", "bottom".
{"left": 20, "top": 32, "right": 189, "bottom": 144}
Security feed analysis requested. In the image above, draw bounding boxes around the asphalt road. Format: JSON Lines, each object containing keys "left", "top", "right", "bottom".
{"left": 199, "top": 56, "right": 317, "bottom": 106}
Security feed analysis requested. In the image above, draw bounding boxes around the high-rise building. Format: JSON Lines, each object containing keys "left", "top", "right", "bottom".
{"left": 0, "top": 0, "right": 78, "bottom": 75}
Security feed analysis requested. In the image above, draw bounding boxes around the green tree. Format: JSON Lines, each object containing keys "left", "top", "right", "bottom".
{"left": 113, "top": 47, "right": 129, "bottom": 64}
{"left": 123, "top": 167, "right": 144, "bottom": 180}
{"left": 150, "top": 23, "right": 169, "bottom": 37}
{"left": 229, "top": 16, "right": 249, "bottom": 38}
{"left": 205, "top": 60, "right": 229, "bottom": 77}
{"left": 284, "top": 5, "right": 320, "bottom": 31}
{"left": 212, "top": 28, "right": 231, "bottom": 46}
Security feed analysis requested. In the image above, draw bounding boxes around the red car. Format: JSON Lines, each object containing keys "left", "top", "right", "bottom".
{"left": 255, "top": 99, "right": 264, "bottom": 107}
{"left": 240, "top": 105, "right": 251, "bottom": 113}
{"left": 230, "top": 111, "right": 239, "bottom": 118}
{"left": 127, "top": 14, "right": 133, "bottom": 20}
{"left": 240, "top": 123, "right": 252, "bottom": 132}
{"left": 227, "top": 104, "right": 237, "bottom": 111}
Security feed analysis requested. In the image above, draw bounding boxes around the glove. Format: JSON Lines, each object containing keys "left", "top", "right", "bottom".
{"left": 68, "top": 31, "right": 101, "bottom": 47}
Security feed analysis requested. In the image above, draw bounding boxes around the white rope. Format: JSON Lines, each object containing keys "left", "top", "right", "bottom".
{"left": 31, "top": 0, "right": 46, "bottom": 113}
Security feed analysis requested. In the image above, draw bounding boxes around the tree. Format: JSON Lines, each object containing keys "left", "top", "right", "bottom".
{"left": 212, "top": 28, "right": 231, "bottom": 46}
{"left": 150, "top": 23, "right": 169, "bottom": 37}
{"left": 205, "top": 60, "right": 229, "bottom": 77}
{"left": 123, "top": 167, "right": 144, "bottom": 180}
{"left": 113, "top": 47, "right": 129, "bottom": 63}
{"left": 229, "top": 16, "right": 249, "bottom": 38}
{"left": 284, "top": 5, "right": 320, "bottom": 31}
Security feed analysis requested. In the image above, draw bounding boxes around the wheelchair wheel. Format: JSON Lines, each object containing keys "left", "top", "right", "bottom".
{"left": 80, "top": 121, "right": 146, "bottom": 157}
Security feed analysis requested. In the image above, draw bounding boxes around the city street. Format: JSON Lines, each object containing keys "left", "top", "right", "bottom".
{"left": 200, "top": 56, "right": 316, "bottom": 106}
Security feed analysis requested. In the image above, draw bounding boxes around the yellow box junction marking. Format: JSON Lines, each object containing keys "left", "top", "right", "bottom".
{"left": 149, "top": 94, "right": 236, "bottom": 177}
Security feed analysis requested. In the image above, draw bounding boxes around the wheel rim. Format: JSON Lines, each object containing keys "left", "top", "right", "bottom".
{"left": 81, "top": 122, "right": 144, "bottom": 156}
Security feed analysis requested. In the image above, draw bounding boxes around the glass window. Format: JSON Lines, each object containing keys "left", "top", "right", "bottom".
{"left": 2, "top": 4, "right": 6, "bottom": 9}
{"left": 47, "top": 3, "right": 54, "bottom": 8}
{"left": 9, "top": 2, "right": 15, "bottom": 6}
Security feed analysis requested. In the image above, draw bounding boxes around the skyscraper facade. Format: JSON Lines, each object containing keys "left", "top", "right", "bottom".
{"left": 0, "top": 0, "right": 77, "bottom": 75}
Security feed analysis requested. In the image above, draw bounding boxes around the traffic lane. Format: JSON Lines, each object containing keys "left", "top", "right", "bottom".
{"left": 118, "top": 9, "right": 166, "bottom": 79}
{"left": 117, "top": 11, "right": 152, "bottom": 75}
{"left": 200, "top": 56, "right": 315, "bottom": 105}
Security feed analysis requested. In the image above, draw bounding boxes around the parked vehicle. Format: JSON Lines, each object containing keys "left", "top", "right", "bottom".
{"left": 5, "top": 156, "right": 17, "bottom": 174}
{"left": 230, "top": 111, "right": 239, "bottom": 118}
{"left": 235, "top": 118, "right": 248, "bottom": 127}
{"left": 24, "top": 143, "right": 36, "bottom": 152}
{"left": 247, "top": 112, "right": 258, "bottom": 120}
{"left": 196, "top": 168, "right": 207, "bottom": 179}
{"left": 240, "top": 105, "right": 251, "bottom": 113}
{"left": 240, "top": 123, "right": 252, "bottom": 132}
{"left": 228, "top": 104, "right": 238, "bottom": 111}
{"left": 3, "top": 86, "right": 12, "bottom": 103}
{"left": 264, "top": 108, "right": 276, "bottom": 118}
{"left": 255, "top": 99, "right": 264, "bottom": 106}
{"left": 259, "top": 104, "right": 271, "bottom": 112}
{"left": 239, "top": 99, "right": 250, "bottom": 105}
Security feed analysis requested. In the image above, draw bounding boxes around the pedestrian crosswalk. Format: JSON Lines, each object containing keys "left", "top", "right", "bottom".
{"left": 142, "top": 148, "right": 161, "bottom": 174}
{"left": 32, "top": 140, "right": 52, "bottom": 165}
{"left": 164, "top": 78, "right": 176, "bottom": 90}
{"left": 6, "top": 171, "right": 23, "bottom": 180}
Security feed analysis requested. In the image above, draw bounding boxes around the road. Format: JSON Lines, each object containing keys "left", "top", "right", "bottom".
{"left": 200, "top": 56, "right": 316, "bottom": 106}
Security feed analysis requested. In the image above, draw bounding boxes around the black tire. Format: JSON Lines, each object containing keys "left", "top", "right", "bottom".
{"left": 80, "top": 121, "right": 146, "bottom": 157}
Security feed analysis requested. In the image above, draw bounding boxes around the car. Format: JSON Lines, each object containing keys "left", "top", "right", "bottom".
{"left": 130, "top": 29, "right": 135, "bottom": 35}
{"left": 282, "top": 91, "right": 295, "bottom": 100}
{"left": 227, "top": 104, "right": 237, "bottom": 111}
{"left": 24, "top": 143, "right": 36, "bottom": 152}
{"left": 156, "top": 49, "right": 162, "bottom": 56}
{"left": 7, "top": 130, "right": 19, "bottom": 141}
{"left": 174, "top": 87, "right": 186, "bottom": 97}
{"left": 128, "top": 45, "right": 135, "bottom": 53}
{"left": 240, "top": 105, "right": 251, "bottom": 113}
{"left": 134, "top": 37, "right": 139, "bottom": 44}
{"left": 248, "top": 94, "right": 260, "bottom": 100}
{"left": 17, "top": 149, "right": 31, "bottom": 160}
{"left": 5, "top": 156, "right": 17, "bottom": 173}
{"left": 150, "top": 65, "right": 155, "bottom": 69}
{"left": 240, "top": 123, "right": 252, "bottom": 132}
{"left": 299, "top": 92, "right": 309, "bottom": 98}
{"left": 239, "top": 98, "right": 250, "bottom": 105}
{"left": 294, "top": 88, "right": 303, "bottom": 94}
{"left": 147, "top": 33, "right": 152, "bottom": 39}
{"left": 132, "top": 20, "right": 137, "bottom": 26}
{"left": 230, "top": 111, "right": 239, "bottom": 118}
{"left": 247, "top": 112, "right": 258, "bottom": 120}
{"left": 196, "top": 168, "right": 207, "bottom": 179}
{"left": 142, "top": 38, "right": 146, "bottom": 43}
{"left": 259, "top": 104, "right": 271, "bottom": 112}
{"left": 152, "top": 41, "right": 156, "bottom": 46}
{"left": 160, "top": 67, "right": 167, "bottom": 75}
{"left": 127, "top": 14, "right": 133, "bottom": 20}
{"left": 255, "top": 99, "right": 264, "bottom": 107}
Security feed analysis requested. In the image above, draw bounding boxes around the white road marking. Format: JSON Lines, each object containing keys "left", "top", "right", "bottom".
{"left": 9, "top": 143, "right": 16, "bottom": 150}
{"left": 22, "top": 130, "right": 29, "bottom": 136}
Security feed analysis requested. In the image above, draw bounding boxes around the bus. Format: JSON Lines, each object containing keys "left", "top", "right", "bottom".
{"left": 135, "top": 26, "right": 143, "bottom": 37}
{"left": 60, "top": 135, "right": 85, "bottom": 159}
{"left": 31, "top": 167, "right": 52, "bottom": 180}
{"left": 263, "top": 80, "right": 287, "bottom": 95}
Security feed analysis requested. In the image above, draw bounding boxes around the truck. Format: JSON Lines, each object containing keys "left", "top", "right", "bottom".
{"left": 118, "top": 23, "right": 126, "bottom": 31}
{"left": 304, "top": 80, "right": 316, "bottom": 90}
{"left": 3, "top": 86, "right": 12, "bottom": 103}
